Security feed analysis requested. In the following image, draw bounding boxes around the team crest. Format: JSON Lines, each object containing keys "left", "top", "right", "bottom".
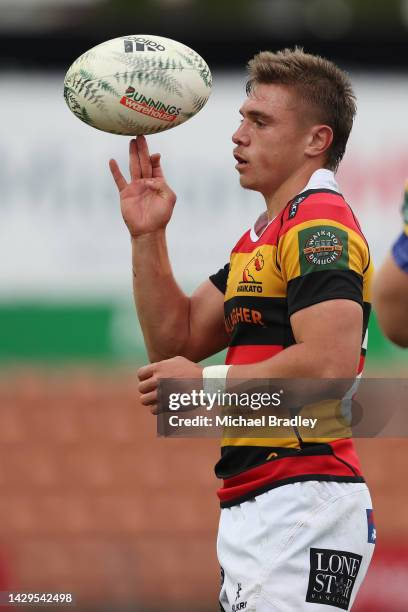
{"left": 299, "top": 226, "right": 349, "bottom": 274}
{"left": 303, "top": 229, "right": 343, "bottom": 265}
{"left": 237, "top": 251, "right": 264, "bottom": 293}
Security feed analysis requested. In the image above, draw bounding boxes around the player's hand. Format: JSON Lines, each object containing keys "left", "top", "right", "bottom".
{"left": 109, "top": 135, "right": 176, "bottom": 238}
{"left": 137, "top": 356, "right": 203, "bottom": 414}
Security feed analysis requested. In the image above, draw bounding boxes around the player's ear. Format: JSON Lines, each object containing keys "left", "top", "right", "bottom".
{"left": 305, "top": 124, "right": 333, "bottom": 159}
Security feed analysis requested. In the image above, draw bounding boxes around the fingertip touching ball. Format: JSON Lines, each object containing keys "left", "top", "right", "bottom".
{"left": 63, "top": 34, "right": 212, "bottom": 136}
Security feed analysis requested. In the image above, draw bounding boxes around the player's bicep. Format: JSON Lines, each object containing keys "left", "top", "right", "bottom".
{"left": 290, "top": 299, "right": 363, "bottom": 377}
{"left": 278, "top": 219, "right": 368, "bottom": 377}
{"left": 278, "top": 222, "right": 366, "bottom": 315}
{"left": 182, "top": 279, "right": 229, "bottom": 361}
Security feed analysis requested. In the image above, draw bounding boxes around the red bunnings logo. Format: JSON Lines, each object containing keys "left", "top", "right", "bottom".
{"left": 120, "top": 88, "right": 181, "bottom": 122}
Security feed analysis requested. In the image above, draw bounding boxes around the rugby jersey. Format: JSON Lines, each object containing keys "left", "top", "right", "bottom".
{"left": 210, "top": 169, "right": 373, "bottom": 508}
{"left": 392, "top": 184, "right": 408, "bottom": 273}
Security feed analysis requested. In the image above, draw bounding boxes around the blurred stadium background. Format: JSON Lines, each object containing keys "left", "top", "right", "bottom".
{"left": 0, "top": 0, "right": 407, "bottom": 609}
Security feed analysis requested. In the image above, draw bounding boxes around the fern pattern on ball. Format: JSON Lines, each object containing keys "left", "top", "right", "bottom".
{"left": 66, "top": 69, "right": 108, "bottom": 111}
{"left": 194, "top": 97, "right": 208, "bottom": 112}
{"left": 116, "top": 114, "right": 146, "bottom": 135}
{"left": 77, "top": 69, "right": 117, "bottom": 105}
{"left": 79, "top": 106, "right": 93, "bottom": 126}
{"left": 185, "top": 85, "right": 209, "bottom": 113}
{"left": 116, "top": 114, "right": 173, "bottom": 135}
{"left": 64, "top": 87, "right": 95, "bottom": 126}
{"left": 71, "top": 49, "right": 98, "bottom": 68}
{"left": 63, "top": 86, "right": 80, "bottom": 113}
{"left": 113, "top": 70, "right": 183, "bottom": 97}
{"left": 68, "top": 68, "right": 120, "bottom": 99}
{"left": 95, "top": 78, "right": 120, "bottom": 99}
{"left": 175, "top": 51, "right": 212, "bottom": 89}
{"left": 112, "top": 53, "right": 183, "bottom": 73}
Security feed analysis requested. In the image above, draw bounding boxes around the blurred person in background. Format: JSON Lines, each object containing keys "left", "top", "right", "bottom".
{"left": 110, "top": 48, "right": 376, "bottom": 611}
{"left": 373, "top": 184, "right": 408, "bottom": 347}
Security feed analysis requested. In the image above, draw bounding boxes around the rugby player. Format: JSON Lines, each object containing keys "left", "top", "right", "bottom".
{"left": 110, "top": 48, "right": 375, "bottom": 611}
{"left": 373, "top": 184, "right": 408, "bottom": 347}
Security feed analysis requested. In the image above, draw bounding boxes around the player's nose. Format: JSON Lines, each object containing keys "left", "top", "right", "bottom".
{"left": 232, "top": 123, "right": 250, "bottom": 146}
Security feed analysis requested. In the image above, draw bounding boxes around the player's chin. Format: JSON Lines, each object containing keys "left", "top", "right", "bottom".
{"left": 238, "top": 175, "right": 258, "bottom": 191}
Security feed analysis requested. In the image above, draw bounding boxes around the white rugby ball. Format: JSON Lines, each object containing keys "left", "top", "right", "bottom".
{"left": 63, "top": 34, "right": 212, "bottom": 136}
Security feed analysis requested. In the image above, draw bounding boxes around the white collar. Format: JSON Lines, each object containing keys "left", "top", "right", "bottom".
{"left": 300, "top": 168, "right": 340, "bottom": 194}
{"left": 249, "top": 169, "right": 340, "bottom": 242}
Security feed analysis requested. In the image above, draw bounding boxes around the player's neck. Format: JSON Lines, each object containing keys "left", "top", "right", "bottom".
{"left": 264, "top": 164, "right": 322, "bottom": 220}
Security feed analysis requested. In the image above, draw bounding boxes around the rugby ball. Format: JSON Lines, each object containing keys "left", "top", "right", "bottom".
{"left": 63, "top": 34, "right": 212, "bottom": 136}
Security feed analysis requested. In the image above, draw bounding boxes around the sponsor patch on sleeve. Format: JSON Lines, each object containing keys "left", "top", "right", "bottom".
{"left": 306, "top": 547, "right": 362, "bottom": 610}
{"left": 298, "top": 226, "right": 349, "bottom": 275}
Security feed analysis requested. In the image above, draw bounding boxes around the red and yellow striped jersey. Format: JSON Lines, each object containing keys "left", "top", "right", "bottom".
{"left": 210, "top": 171, "right": 373, "bottom": 507}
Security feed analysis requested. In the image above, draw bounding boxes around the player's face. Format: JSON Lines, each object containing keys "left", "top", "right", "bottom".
{"left": 232, "top": 83, "right": 313, "bottom": 197}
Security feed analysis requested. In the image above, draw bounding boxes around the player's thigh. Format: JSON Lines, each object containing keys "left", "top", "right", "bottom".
{"left": 257, "top": 481, "right": 375, "bottom": 611}
{"left": 217, "top": 499, "right": 267, "bottom": 611}
{"left": 217, "top": 481, "right": 363, "bottom": 611}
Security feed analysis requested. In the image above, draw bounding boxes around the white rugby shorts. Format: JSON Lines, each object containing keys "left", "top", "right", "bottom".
{"left": 217, "top": 481, "right": 375, "bottom": 611}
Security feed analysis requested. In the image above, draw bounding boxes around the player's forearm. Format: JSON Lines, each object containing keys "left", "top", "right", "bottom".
{"left": 373, "top": 254, "right": 408, "bottom": 348}
{"left": 227, "top": 341, "right": 359, "bottom": 381}
{"left": 132, "top": 230, "right": 191, "bottom": 360}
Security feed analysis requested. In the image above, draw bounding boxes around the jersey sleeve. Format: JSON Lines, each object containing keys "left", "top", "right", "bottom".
{"left": 391, "top": 185, "right": 408, "bottom": 273}
{"left": 209, "top": 263, "right": 230, "bottom": 294}
{"left": 277, "top": 220, "right": 369, "bottom": 317}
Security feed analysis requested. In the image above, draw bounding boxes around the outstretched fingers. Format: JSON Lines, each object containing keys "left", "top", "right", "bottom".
{"left": 129, "top": 138, "right": 141, "bottom": 180}
{"left": 151, "top": 153, "right": 164, "bottom": 179}
{"left": 136, "top": 135, "right": 153, "bottom": 179}
{"left": 109, "top": 159, "right": 128, "bottom": 192}
{"left": 120, "top": 137, "right": 163, "bottom": 185}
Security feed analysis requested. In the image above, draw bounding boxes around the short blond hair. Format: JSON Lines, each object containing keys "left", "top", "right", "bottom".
{"left": 247, "top": 47, "right": 356, "bottom": 170}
